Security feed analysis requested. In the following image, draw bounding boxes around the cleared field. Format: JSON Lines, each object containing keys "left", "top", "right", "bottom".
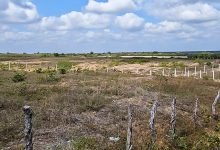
{"left": 0, "top": 55, "right": 220, "bottom": 149}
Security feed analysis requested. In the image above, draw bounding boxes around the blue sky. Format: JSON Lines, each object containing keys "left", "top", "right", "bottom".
{"left": 0, "top": 0, "right": 220, "bottom": 53}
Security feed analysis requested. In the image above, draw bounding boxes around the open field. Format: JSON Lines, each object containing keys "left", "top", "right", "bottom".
{"left": 0, "top": 54, "right": 220, "bottom": 150}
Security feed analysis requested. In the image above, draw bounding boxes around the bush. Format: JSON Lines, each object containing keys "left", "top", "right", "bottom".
{"left": 47, "top": 72, "right": 60, "bottom": 82}
{"left": 59, "top": 68, "right": 67, "bottom": 74}
{"left": 35, "top": 68, "right": 43, "bottom": 73}
{"left": 71, "top": 137, "right": 97, "bottom": 150}
{"left": 203, "top": 75, "right": 209, "bottom": 80}
{"left": 57, "top": 61, "right": 75, "bottom": 70}
{"left": 206, "top": 62, "right": 212, "bottom": 67}
{"left": 12, "top": 73, "right": 26, "bottom": 83}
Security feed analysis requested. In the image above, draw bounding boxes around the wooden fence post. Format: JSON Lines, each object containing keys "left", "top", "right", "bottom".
{"left": 150, "top": 70, "right": 152, "bottom": 76}
{"left": 170, "top": 98, "right": 176, "bottom": 139}
{"left": 187, "top": 70, "right": 190, "bottom": 77}
{"left": 55, "top": 64, "right": 58, "bottom": 71}
{"left": 194, "top": 66, "right": 197, "bottom": 76}
{"left": 174, "top": 68, "right": 177, "bottom": 77}
{"left": 193, "top": 98, "right": 199, "bottom": 127}
{"left": 23, "top": 106, "right": 33, "bottom": 150}
{"left": 212, "top": 71, "right": 215, "bottom": 80}
{"left": 184, "top": 67, "right": 187, "bottom": 76}
{"left": 199, "top": 70, "right": 202, "bottom": 79}
{"left": 8, "top": 62, "right": 11, "bottom": 70}
{"left": 203, "top": 65, "right": 206, "bottom": 73}
{"left": 149, "top": 101, "right": 158, "bottom": 149}
{"left": 162, "top": 69, "right": 165, "bottom": 76}
{"left": 126, "top": 105, "right": 132, "bottom": 150}
{"left": 212, "top": 90, "right": 220, "bottom": 119}
{"left": 25, "top": 63, "right": 28, "bottom": 71}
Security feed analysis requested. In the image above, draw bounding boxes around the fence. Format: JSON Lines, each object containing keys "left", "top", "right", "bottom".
{"left": 22, "top": 90, "right": 220, "bottom": 150}
{"left": 1, "top": 61, "right": 220, "bottom": 81}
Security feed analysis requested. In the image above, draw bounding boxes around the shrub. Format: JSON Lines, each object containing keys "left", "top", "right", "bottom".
{"left": 35, "top": 68, "right": 43, "bottom": 73}
{"left": 203, "top": 75, "right": 209, "bottom": 80}
{"left": 12, "top": 73, "right": 26, "bottom": 83}
{"left": 59, "top": 68, "right": 67, "bottom": 74}
{"left": 71, "top": 137, "right": 97, "bottom": 150}
{"left": 47, "top": 72, "right": 60, "bottom": 82}
{"left": 57, "top": 61, "right": 75, "bottom": 70}
{"left": 206, "top": 62, "right": 212, "bottom": 67}
{"left": 54, "top": 53, "right": 59, "bottom": 57}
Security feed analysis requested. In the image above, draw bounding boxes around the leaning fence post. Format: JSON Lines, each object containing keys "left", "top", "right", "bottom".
{"left": 212, "top": 90, "right": 220, "bottom": 119}
{"left": 23, "top": 106, "right": 33, "bottom": 150}
{"left": 193, "top": 98, "right": 199, "bottom": 127}
{"left": 126, "top": 105, "right": 132, "bottom": 150}
{"left": 170, "top": 98, "right": 176, "bottom": 139}
{"left": 149, "top": 101, "right": 158, "bottom": 149}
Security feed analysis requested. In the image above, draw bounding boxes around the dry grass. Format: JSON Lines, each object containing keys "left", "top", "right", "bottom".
{"left": 0, "top": 58, "right": 220, "bottom": 149}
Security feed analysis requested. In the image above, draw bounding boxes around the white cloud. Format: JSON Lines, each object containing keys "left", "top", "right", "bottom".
{"left": 147, "top": 1, "right": 220, "bottom": 23}
{"left": 85, "top": 0, "right": 137, "bottom": 13}
{"left": 31, "top": 11, "right": 112, "bottom": 30}
{"left": 0, "top": 0, "right": 39, "bottom": 23}
{"left": 115, "top": 13, "right": 145, "bottom": 31}
{"left": 145, "top": 21, "right": 194, "bottom": 33}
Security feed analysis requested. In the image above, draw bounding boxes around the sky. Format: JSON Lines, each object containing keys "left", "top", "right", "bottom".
{"left": 0, "top": 0, "right": 220, "bottom": 53}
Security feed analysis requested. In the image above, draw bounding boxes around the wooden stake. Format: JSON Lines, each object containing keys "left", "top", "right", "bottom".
{"left": 212, "top": 90, "right": 220, "bottom": 118}
{"left": 55, "top": 64, "right": 58, "bottom": 71}
{"left": 126, "top": 105, "right": 132, "bottom": 150}
{"left": 25, "top": 63, "right": 28, "bottom": 71}
{"left": 174, "top": 68, "right": 177, "bottom": 77}
{"left": 193, "top": 98, "right": 199, "bottom": 127}
{"left": 8, "top": 62, "right": 11, "bottom": 70}
{"left": 149, "top": 101, "right": 158, "bottom": 148}
{"left": 200, "top": 70, "right": 202, "bottom": 79}
{"left": 23, "top": 106, "right": 33, "bottom": 150}
{"left": 212, "top": 70, "right": 215, "bottom": 80}
{"left": 170, "top": 98, "right": 176, "bottom": 139}
{"left": 194, "top": 66, "right": 197, "bottom": 76}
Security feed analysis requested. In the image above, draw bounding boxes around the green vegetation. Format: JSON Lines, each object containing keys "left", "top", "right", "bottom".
{"left": 57, "top": 61, "right": 76, "bottom": 70}
{"left": 12, "top": 72, "right": 26, "bottom": 83}
{"left": 159, "top": 61, "right": 186, "bottom": 68}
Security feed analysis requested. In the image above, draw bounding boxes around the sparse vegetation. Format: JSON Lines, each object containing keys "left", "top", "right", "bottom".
{"left": 0, "top": 54, "right": 220, "bottom": 149}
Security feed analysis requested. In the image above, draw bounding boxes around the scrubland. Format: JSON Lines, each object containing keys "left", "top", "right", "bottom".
{"left": 0, "top": 56, "right": 220, "bottom": 150}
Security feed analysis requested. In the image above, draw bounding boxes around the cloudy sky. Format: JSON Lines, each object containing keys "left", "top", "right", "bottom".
{"left": 0, "top": 0, "right": 220, "bottom": 53}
